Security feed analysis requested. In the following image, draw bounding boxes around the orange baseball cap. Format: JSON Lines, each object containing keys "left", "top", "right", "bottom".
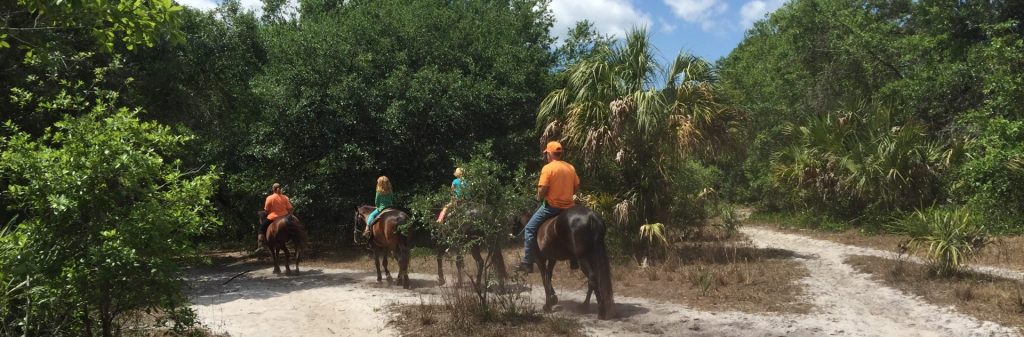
{"left": 544, "top": 141, "right": 563, "bottom": 153}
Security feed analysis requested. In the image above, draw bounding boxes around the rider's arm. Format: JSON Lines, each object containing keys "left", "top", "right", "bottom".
{"left": 574, "top": 173, "right": 580, "bottom": 195}
{"left": 536, "top": 186, "right": 549, "bottom": 201}
{"left": 264, "top": 197, "right": 272, "bottom": 212}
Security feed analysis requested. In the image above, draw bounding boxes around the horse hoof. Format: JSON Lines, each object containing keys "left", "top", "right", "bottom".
{"left": 437, "top": 279, "right": 445, "bottom": 286}
{"left": 273, "top": 269, "right": 281, "bottom": 274}
{"left": 543, "top": 304, "right": 553, "bottom": 312}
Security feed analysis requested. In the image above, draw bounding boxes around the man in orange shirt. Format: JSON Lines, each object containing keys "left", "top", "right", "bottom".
{"left": 518, "top": 141, "right": 580, "bottom": 273}
{"left": 260, "top": 183, "right": 293, "bottom": 245}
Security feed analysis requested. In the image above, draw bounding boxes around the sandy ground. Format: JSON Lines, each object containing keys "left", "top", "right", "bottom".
{"left": 189, "top": 227, "right": 1022, "bottom": 337}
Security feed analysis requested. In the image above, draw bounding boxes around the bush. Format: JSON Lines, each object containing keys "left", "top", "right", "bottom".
{"left": 0, "top": 106, "right": 219, "bottom": 336}
{"left": 771, "top": 108, "right": 946, "bottom": 224}
{"left": 891, "top": 206, "right": 990, "bottom": 276}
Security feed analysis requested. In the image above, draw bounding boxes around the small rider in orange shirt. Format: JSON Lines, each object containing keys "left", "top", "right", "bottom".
{"left": 260, "top": 183, "right": 294, "bottom": 245}
{"left": 518, "top": 141, "right": 580, "bottom": 273}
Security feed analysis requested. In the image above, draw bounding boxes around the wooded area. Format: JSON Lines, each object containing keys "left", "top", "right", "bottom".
{"left": 2, "top": 0, "right": 1023, "bottom": 335}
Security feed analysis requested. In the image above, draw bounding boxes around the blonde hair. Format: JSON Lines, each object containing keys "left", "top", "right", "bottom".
{"left": 453, "top": 168, "right": 464, "bottom": 178}
{"left": 376, "top": 176, "right": 393, "bottom": 194}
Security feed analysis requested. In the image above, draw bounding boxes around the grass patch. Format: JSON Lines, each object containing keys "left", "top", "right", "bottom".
{"left": 847, "top": 254, "right": 1024, "bottom": 328}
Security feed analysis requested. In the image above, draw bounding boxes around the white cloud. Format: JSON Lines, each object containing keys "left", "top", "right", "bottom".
{"left": 549, "top": 0, "right": 652, "bottom": 42}
{"left": 663, "top": 0, "right": 728, "bottom": 31}
{"left": 658, "top": 17, "right": 678, "bottom": 33}
{"left": 739, "top": 0, "right": 786, "bottom": 28}
{"left": 177, "top": 0, "right": 218, "bottom": 10}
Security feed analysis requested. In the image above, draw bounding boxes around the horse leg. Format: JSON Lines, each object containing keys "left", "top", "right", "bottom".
{"left": 435, "top": 247, "right": 446, "bottom": 286}
{"left": 471, "top": 245, "right": 485, "bottom": 291}
{"left": 489, "top": 246, "right": 508, "bottom": 291}
{"left": 400, "top": 242, "right": 411, "bottom": 289}
{"left": 373, "top": 249, "right": 383, "bottom": 282}
{"left": 541, "top": 259, "right": 559, "bottom": 312}
{"left": 578, "top": 258, "right": 597, "bottom": 310}
{"left": 282, "top": 245, "right": 292, "bottom": 275}
{"left": 293, "top": 242, "right": 300, "bottom": 275}
{"left": 455, "top": 254, "right": 465, "bottom": 286}
{"left": 271, "top": 246, "right": 281, "bottom": 274}
{"left": 382, "top": 250, "right": 393, "bottom": 283}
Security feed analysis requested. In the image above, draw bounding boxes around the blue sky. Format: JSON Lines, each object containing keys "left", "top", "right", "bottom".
{"left": 176, "top": 0, "right": 788, "bottom": 62}
{"left": 547, "top": 0, "right": 788, "bottom": 62}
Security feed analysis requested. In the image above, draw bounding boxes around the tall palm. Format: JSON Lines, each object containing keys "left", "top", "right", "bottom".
{"left": 538, "top": 28, "right": 742, "bottom": 225}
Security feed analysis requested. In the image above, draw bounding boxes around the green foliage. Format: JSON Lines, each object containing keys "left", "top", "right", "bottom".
{"left": 950, "top": 21, "right": 1024, "bottom": 233}
{"left": 2, "top": 0, "right": 185, "bottom": 51}
{"left": 719, "top": 0, "right": 1024, "bottom": 230}
{"left": 0, "top": 102, "right": 219, "bottom": 335}
{"left": 229, "top": 0, "right": 554, "bottom": 230}
{"left": 770, "top": 108, "right": 947, "bottom": 221}
{"left": 411, "top": 143, "right": 533, "bottom": 254}
{"left": 891, "top": 207, "right": 990, "bottom": 276}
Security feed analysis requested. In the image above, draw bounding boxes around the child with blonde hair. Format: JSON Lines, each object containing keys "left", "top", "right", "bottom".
{"left": 436, "top": 167, "right": 465, "bottom": 223}
{"left": 363, "top": 176, "right": 394, "bottom": 238}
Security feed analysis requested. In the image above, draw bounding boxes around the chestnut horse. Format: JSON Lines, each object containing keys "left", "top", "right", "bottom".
{"left": 526, "top": 205, "right": 615, "bottom": 319}
{"left": 354, "top": 205, "right": 411, "bottom": 288}
{"left": 258, "top": 211, "right": 307, "bottom": 275}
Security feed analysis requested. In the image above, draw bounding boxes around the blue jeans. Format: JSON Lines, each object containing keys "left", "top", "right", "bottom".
{"left": 366, "top": 209, "right": 382, "bottom": 230}
{"left": 522, "top": 204, "right": 562, "bottom": 265}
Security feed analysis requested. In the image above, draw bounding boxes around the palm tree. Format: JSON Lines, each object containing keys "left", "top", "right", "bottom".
{"left": 537, "top": 27, "right": 743, "bottom": 226}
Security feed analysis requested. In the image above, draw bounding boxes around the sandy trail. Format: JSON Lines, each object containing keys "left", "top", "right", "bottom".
{"left": 741, "top": 227, "right": 1018, "bottom": 337}
{"left": 189, "top": 228, "right": 1021, "bottom": 337}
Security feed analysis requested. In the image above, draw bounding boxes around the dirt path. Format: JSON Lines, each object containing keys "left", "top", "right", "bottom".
{"left": 189, "top": 228, "right": 1022, "bottom": 337}
{"left": 741, "top": 227, "right": 1018, "bottom": 337}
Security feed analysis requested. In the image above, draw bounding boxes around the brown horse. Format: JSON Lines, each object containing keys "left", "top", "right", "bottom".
{"left": 258, "top": 211, "right": 308, "bottom": 275}
{"left": 354, "top": 205, "right": 411, "bottom": 288}
{"left": 433, "top": 205, "right": 509, "bottom": 288}
{"left": 527, "top": 205, "right": 615, "bottom": 319}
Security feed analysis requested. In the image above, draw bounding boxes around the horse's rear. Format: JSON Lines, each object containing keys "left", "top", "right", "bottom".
{"left": 266, "top": 215, "right": 307, "bottom": 275}
{"left": 535, "top": 206, "right": 615, "bottom": 319}
{"left": 356, "top": 207, "right": 412, "bottom": 289}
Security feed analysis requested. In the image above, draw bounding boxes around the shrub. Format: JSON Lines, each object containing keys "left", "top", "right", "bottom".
{"left": 891, "top": 206, "right": 990, "bottom": 276}
{"left": 0, "top": 106, "right": 219, "bottom": 336}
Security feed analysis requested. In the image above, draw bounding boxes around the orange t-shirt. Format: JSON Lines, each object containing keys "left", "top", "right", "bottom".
{"left": 264, "top": 193, "right": 293, "bottom": 221}
{"left": 539, "top": 160, "right": 579, "bottom": 209}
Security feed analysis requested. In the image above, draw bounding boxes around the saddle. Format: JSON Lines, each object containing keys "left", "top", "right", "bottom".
{"left": 371, "top": 208, "right": 399, "bottom": 226}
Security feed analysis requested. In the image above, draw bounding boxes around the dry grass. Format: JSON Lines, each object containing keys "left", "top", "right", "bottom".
{"left": 389, "top": 287, "right": 585, "bottom": 337}
{"left": 847, "top": 255, "right": 1024, "bottom": 329}
{"left": 602, "top": 239, "right": 812, "bottom": 314}
{"left": 751, "top": 221, "right": 1024, "bottom": 272}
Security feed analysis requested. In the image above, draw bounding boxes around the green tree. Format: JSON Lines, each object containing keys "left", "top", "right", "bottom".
{"left": 0, "top": 98, "right": 219, "bottom": 336}
{"left": 241, "top": 0, "right": 555, "bottom": 226}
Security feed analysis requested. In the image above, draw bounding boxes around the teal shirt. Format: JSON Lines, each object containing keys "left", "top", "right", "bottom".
{"left": 452, "top": 178, "right": 465, "bottom": 199}
{"left": 375, "top": 192, "right": 394, "bottom": 210}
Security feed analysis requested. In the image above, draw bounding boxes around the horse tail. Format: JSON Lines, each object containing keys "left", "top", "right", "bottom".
{"left": 289, "top": 215, "right": 308, "bottom": 248}
{"left": 590, "top": 212, "right": 615, "bottom": 319}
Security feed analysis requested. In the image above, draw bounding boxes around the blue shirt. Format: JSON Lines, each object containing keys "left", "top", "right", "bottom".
{"left": 452, "top": 178, "right": 465, "bottom": 198}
